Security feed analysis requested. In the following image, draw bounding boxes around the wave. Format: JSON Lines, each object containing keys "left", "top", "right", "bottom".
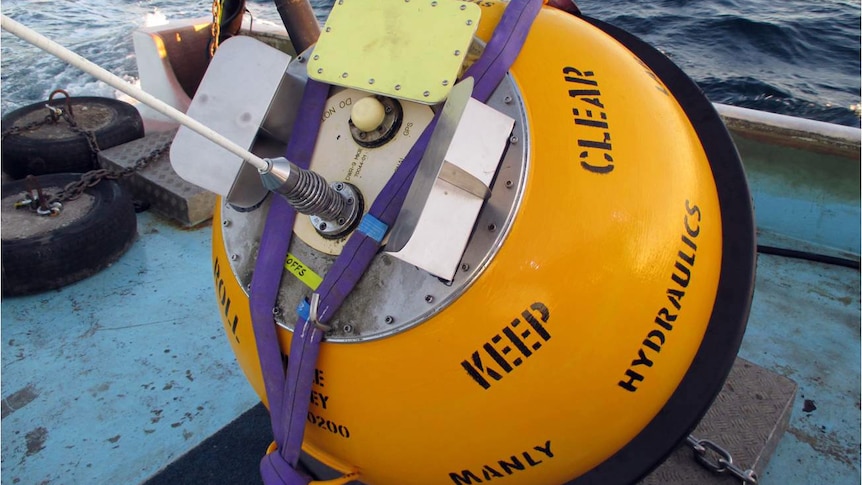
{"left": 580, "top": 0, "right": 860, "bottom": 126}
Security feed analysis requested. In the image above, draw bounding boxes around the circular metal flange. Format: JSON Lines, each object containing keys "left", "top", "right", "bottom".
{"left": 349, "top": 96, "right": 403, "bottom": 148}
{"left": 309, "top": 182, "right": 364, "bottom": 239}
{"left": 221, "top": 70, "right": 528, "bottom": 343}
{"left": 294, "top": 87, "right": 435, "bottom": 256}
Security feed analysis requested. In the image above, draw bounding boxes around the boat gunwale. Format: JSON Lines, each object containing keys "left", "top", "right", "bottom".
{"left": 715, "top": 102, "right": 861, "bottom": 160}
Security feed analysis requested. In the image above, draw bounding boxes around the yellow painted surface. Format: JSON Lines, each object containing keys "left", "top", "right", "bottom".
{"left": 285, "top": 252, "right": 323, "bottom": 290}
{"left": 213, "top": 4, "right": 724, "bottom": 484}
{"left": 212, "top": 202, "right": 265, "bottom": 403}
{"left": 307, "top": 0, "right": 480, "bottom": 104}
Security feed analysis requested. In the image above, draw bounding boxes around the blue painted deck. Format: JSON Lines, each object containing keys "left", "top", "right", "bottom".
{"left": 740, "top": 253, "right": 860, "bottom": 484}
{"left": 734, "top": 127, "right": 861, "bottom": 484}
{"left": 1, "top": 213, "right": 259, "bottom": 484}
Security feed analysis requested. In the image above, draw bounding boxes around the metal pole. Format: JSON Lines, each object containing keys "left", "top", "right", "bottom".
{"left": 0, "top": 14, "right": 270, "bottom": 172}
{"left": 273, "top": 0, "right": 321, "bottom": 54}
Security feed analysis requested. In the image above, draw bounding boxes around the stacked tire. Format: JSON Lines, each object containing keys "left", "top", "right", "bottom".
{"left": 1, "top": 97, "right": 143, "bottom": 295}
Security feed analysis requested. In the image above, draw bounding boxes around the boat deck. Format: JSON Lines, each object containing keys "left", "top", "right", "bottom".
{"left": 1, "top": 209, "right": 858, "bottom": 484}
{"left": 740, "top": 253, "right": 859, "bottom": 483}
{"left": 1, "top": 212, "right": 259, "bottom": 484}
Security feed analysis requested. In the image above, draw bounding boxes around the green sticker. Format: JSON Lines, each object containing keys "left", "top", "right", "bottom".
{"left": 284, "top": 252, "right": 322, "bottom": 290}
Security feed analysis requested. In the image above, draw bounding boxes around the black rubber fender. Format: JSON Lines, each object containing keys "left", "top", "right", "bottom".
{"left": 1, "top": 173, "right": 138, "bottom": 296}
{"left": 1, "top": 97, "right": 144, "bottom": 179}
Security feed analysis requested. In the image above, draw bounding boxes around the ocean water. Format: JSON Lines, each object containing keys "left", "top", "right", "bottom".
{"left": 1, "top": 0, "right": 859, "bottom": 126}
{"left": 579, "top": 0, "right": 861, "bottom": 127}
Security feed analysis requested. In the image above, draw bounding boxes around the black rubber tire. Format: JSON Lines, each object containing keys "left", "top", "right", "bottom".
{"left": 1, "top": 97, "right": 144, "bottom": 179}
{"left": 1, "top": 173, "right": 138, "bottom": 296}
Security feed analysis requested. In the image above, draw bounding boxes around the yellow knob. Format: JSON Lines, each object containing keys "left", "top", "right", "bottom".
{"left": 351, "top": 97, "right": 386, "bottom": 132}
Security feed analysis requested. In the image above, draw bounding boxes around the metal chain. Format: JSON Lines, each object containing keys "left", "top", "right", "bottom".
{"left": 1, "top": 90, "right": 76, "bottom": 141}
{"left": 686, "top": 434, "right": 758, "bottom": 484}
{"left": 210, "top": 0, "right": 223, "bottom": 57}
{"left": 6, "top": 91, "right": 172, "bottom": 215}
{"left": 14, "top": 176, "right": 63, "bottom": 216}
{"left": 61, "top": 109, "right": 102, "bottom": 162}
{"left": 48, "top": 141, "right": 172, "bottom": 205}
{"left": 11, "top": 141, "right": 170, "bottom": 217}
{"left": 0, "top": 115, "right": 55, "bottom": 141}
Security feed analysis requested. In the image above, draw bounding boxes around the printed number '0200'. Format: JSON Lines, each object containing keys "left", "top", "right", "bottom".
{"left": 307, "top": 411, "right": 351, "bottom": 439}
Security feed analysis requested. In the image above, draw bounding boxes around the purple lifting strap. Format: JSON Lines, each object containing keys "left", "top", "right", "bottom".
{"left": 250, "top": 78, "right": 329, "bottom": 453}
{"left": 253, "top": 1, "right": 542, "bottom": 483}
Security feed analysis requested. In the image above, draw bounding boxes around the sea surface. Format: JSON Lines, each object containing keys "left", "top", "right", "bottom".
{"left": 1, "top": 0, "right": 859, "bottom": 126}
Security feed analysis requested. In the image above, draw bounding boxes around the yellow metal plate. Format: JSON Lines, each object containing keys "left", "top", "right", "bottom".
{"left": 307, "top": 0, "right": 480, "bottom": 104}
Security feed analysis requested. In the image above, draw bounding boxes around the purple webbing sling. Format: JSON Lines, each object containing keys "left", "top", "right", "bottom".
{"left": 252, "top": 1, "right": 542, "bottom": 482}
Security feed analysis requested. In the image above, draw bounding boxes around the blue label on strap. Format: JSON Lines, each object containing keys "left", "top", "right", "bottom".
{"left": 296, "top": 299, "right": 310, "bottom": 320}
{"left": 358, "top": 213, "right": 388, "bottom": 243}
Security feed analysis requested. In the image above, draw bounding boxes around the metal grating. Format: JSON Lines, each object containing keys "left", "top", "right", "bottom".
{"left": 640, "top": 357, "right": 797, "bottom": 484}
{"left": 98, "top": 129, "right": 216, "bottom": 227}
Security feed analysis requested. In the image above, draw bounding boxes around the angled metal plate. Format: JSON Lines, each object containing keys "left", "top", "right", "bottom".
{"left": 386, "top": 77, "right": 473, "bottom": 252}
{"left": 385, "top": 77, "right": 514, "bottom": 280}
{"left": 307, "top": 0, "right": 480, "bottom": 104}
{"left": 170, "top": 36, "right": 305, "bottom": 209}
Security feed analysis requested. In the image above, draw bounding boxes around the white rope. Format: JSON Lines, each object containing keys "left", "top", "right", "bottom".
{"left": 0, "top": 14, "right": 270, "bottom": 172}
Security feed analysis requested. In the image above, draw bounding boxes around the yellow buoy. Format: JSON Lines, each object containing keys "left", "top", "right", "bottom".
{"left": 211, "top": 3, "right": 754, "bottom": 484}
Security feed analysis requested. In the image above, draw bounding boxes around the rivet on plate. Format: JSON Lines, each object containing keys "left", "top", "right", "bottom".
{"left": 425, "top": 295, "right": 434, "bottom": 303}
{"left": 510, "top": 135, "right": 519, "bottom": 144}
{"left": 466, "top": 19, "right": 473, "bottom": 26}
{"left": 423, "top": 91, "right": 430, "bottom": 97}
{"left": 454, "top": 50, "right": 461, "bottom": 56}
{"left": 385, "top": 315, "right": 395, "bottom": 324}
{"left": 222, "top": 219, "right": 231, "bottom": 227}
{"left": 313, "top": 54, "right": 319, "bottom": 60}
{"left": 431, "top": 1, "right": 437, "bottom": 5}
{"left": 461, "top": 263, "right": 470, "bottom": 272}
{"left": 342, "top": 72, "right": 349, "bottom": 78}
{"left": 395, "top": 84, "right": 401, "bottom": 91}
{"left": 504, "top": 95, "right": 513, "bottom": 104}
{"left": 325, "top": 27, "right": 331, "bottom": 32}
{"left": 317, "top": 68, "right": 324, "bottom": 74}
{"left": 230, "top": 254, "right": 239, "bottom": 261}
{"left": 487, "top": 223, "right": 497, "bottom": 232}
{"left": 442, "top": 80, "right": 449, "bottom": 86}
{"left": 460, "top": 3, "right": 466, "bottom": 9}
{"left": 368, "top": 78, "right": 375, "bottom": 84}
{"left": 505, "top": 180, "right": 514, "bottom": 189}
